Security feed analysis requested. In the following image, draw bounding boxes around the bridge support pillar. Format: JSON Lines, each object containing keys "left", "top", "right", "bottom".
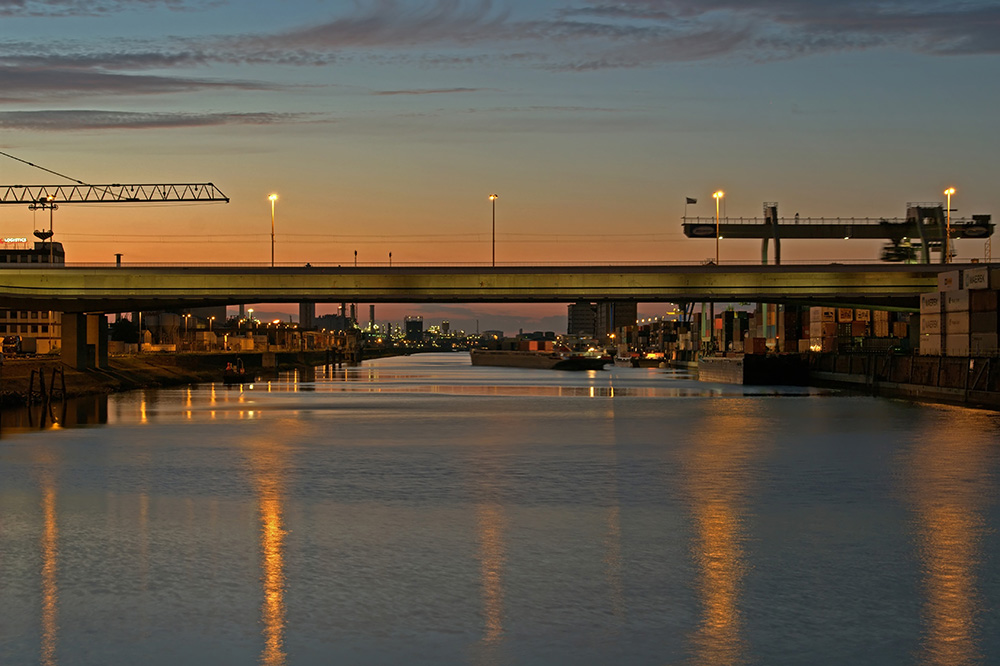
{"left": 61, "top": 313, "right": 108, "bottom": 370}
{"left": 299, "top": 302, "right": 315, "bottom": 329}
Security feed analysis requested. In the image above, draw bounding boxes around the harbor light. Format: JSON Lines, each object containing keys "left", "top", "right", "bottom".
{"left": 268, "top": 194, "right": 278, "bottom": 267}
{"left": 944, "top": 187, "right": 956, "bottom": 263}
{"left": 713, "top": 190, "right": 724, "bottom": 263}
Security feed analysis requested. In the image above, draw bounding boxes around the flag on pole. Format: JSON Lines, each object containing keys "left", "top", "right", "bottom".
{"left": 685, "top": 197, "right": 697, "bottom": 204}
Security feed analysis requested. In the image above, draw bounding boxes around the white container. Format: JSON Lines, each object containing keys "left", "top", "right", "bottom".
{"left": 809, "top": 307, "right": 835, "bottom": 323}
{"left": 963, "top": 266, "right": 990, "bottom": 290}
{"left": 944, "top": 290, "right": 970, "bottom": 312}
{"left": 919, "top": 334, "right": 942, "bottom": 356}
{"left": 919, "top": 314, "right": 942, "bottom": 335}
{"left": 937, "top": 270, "right": 962, "bottom": 292}
{"left": 945, "top": 334, "right": 970, "bottom": 357}
{"left": 946, "top": 311, "right": 970, "bottom": 335}
{"left": 919, "top": 292, "right": 942, "bottom": 314}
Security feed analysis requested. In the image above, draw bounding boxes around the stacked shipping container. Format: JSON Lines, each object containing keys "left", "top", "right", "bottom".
{"left": 919, "top": 267, "right": 1000, "bottom": 356}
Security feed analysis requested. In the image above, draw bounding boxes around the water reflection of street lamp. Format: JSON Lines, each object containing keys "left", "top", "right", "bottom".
{"left": 713, "top": 190, "right": 725, "bottom": 264}
{"left": 269, "top": 194, "right": 278, "bottom": 267}
{"left": 944, "top": 187, "right": 956, "bottom": 263}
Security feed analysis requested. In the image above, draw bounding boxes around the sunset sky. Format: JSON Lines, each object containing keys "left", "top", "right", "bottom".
{"left": 2, "top": 0, "right": 998, "bottom": 331}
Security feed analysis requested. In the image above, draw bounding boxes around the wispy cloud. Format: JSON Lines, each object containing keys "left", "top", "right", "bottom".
{"left": 0, "top": 65, "right": 278, "bottom": 102}
{"left": 0, "top": 0, "right": 213, "bottom": 17}
{"left": 374, "top": 87, "right": 490, "bottom": 95}
{"left": 0, "top": 110, "right": 316, "bottom": 131}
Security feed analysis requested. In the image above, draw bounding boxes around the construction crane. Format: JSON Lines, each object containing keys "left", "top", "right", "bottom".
{"left": 1, "top": 150, "right": 229, "bottom": 262}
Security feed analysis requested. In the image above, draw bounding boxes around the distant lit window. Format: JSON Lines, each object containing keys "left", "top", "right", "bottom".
{"left": 31, "top": 311, "right": 38, "bottom": 319}
{"left": 31, "top": 325, "right": 38, "bottom": 333}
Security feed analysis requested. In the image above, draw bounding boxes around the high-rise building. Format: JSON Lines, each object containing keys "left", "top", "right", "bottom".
{"left": 404, "top": 316, "right": 424, "bottom": 342}
{"left": 596, "top": 301, "right": 637, "bottom": 339}
{"left": 567, "top": 302, "right": 597, "bottom": 337}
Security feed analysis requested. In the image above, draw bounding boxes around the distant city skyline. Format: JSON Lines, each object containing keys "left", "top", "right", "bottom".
{"left": 2, "top": 0, "right": 997, "bottom": 330}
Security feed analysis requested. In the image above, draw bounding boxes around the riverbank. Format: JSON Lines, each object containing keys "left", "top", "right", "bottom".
{"left": 0, "top": 351, "right": 345, "bottom": 407}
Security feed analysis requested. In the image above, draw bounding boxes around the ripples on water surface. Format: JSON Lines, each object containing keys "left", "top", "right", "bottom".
{"left": 1, "top": 353, "right": 999, "bottom": 665}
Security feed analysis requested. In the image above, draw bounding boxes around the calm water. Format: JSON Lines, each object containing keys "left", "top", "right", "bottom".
{"left": 1, "top": 353, "right": 999, "bottom": 665}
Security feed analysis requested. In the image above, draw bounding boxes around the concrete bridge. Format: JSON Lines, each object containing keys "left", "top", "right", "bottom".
{"left": 0, "top": 262, "right": 972, "bottom": 312}
{"left": 1, "top": 262, "right": 982, "bottom": 370}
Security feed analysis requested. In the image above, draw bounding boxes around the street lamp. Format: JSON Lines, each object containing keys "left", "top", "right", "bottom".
{"left": 269, "top": 194, "right": 278, "bottom": 267}
{"left": 489, "top": 194, "right": 498, "bottom": 267}
{"left": 713, "top": 190, "right": 725, "bottom": 264}
{"left": 944, "top": 187, "right": 956, "bottom": 263}
{"left": 28, "top": 195, "right": 58, "bottom": 263}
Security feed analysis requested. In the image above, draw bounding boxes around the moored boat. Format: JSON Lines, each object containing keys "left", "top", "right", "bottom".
{"left": 223, "top": 359, "right": 248, "bottom": 385}
{"left": 470, "top": 349, "right": 608, "bottom": 371}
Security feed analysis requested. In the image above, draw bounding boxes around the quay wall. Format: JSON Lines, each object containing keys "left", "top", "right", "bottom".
{"left": 808, "top": 353, "right": 1000, "bottom": 410}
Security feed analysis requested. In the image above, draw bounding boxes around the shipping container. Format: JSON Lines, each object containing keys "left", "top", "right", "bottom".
{"left": 963, "top": 266, "right": 991, "bottom": 290}
{"left": 945, "top": 334, "right": 970, "bottom": 357}
{"left": 945, "top": 311, "right": 970, "bottom": 334}
{"left": 970, "top": 311, "right": 999, "bottom": 334}
{"left": 873, "top": 309, "right": 890, "bottom": 322}
{"left": 808, "top": 321, "right": 838, "bottom": 338}
{"left": 797, "top": 339, "right": 811, "bottom": 353}
{"left": 851, "top": 321, "right": 868, "bottom": 337}
{"left": 837, "top": 308, "right": 854, "bottom": 323}
{"left": 944, "top": 290, "right": 971, "bottom": 312}
{"left": 892, "top": 322, "right": 908, "bottom": 338}
{"left": 919, "top": 292, "right": 943, "bottom": 314}
{"left": 874, "top": 321, "right": 891, "bottom": 338}
{"left": 937, "top": 270, "right": 962, "bottom": 292}
{"left": 971, "top": 333, "right": 998, "bottom": 355}
{"left": 919, "top": 315, "right": 942, "bottom": 335}
{"left": 809, "top": 307, "right": 836, "bottom": 323}
{"left": 854, "top": 309, "right": 871, "bottom": 322}
{"left": 970, "top": 290, "right": 998, "bottom": 313}
{"left": 919, "top": 334, "right": 942, "bottom": 356}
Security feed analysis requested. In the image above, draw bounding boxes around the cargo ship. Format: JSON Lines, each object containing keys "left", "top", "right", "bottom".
{"left": 470, "top": 349, "right": 608, "bottom": 371}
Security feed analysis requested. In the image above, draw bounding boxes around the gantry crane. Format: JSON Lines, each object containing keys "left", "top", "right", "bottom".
{"left": 1, "top": 150, "right": 229, "bottom": 261}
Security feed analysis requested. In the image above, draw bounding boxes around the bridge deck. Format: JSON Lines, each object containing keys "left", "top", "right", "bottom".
{"left": 0, "top": 263, "right": 979, "bottom": 312}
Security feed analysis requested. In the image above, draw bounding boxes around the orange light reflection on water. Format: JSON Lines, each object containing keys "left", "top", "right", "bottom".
{"left": 476, "top": 503, "right": 506, "bottom": 647}
{"left": 684, "top": 404, "right": 761, "bottom": 666}
{"left": 40, "top": 473, "right": 58, "bottom": 666}
{"left": 907, "top": 408, "right": 994, "bottom": 666}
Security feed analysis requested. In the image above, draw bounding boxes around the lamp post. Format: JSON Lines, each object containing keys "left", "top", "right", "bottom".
{"left": 944, "top": 187, "right": 956, "bottom": 263}
{"left": 489, "top": 194, "right": 498, "bottom": 267}
{"left": 713, "top": 190, "right": 725, "bottom": 264}
{"left": 268, "top": 194, "right": 278, "bottom": 267}
{"left": 28, "top": 195, "right": 58, "bottom": 263}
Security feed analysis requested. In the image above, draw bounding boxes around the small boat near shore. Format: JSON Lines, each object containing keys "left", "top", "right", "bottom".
{"left": 223, "top": 359, "right": 248, "bottom": 385}
{"left": 470, "top": 349, "right": 608, "bottom": 371}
